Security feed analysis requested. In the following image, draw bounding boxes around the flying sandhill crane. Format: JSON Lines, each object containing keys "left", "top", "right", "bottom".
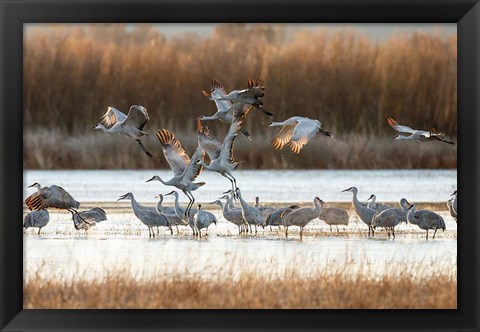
{"left": 371, "top": 198, "right": 411, "bottom": 239}
{"left": 70, "top": 207, "right": 107, "bottom": 235}
{"left": 366, "top": 194, "right": 394, "bottom": 212}
{"left": 387, "top": 117, "right": 456, "bottom": 146}
{"left": 146, "top": 129, "right": 205, "bottom": 217}
{"left": 118, "top": 193, "right": 171, "bottom": 238}
{"left": 283, "top": 197, "right": 323, "bottom": 240}
{"left": 255, "top": 196, "right": 275, "bottom": 221}
{"left": 200, "top": 79, "right": 252, "bottom": 138}
{"left": 196, "top": 118, "right": 222, "bottom": 162}
{"left": 25, "top": 182, "right": 88, "bottom": 223}
{"left": 194, "top": 204, "right": 217, "bottom": 238}
{"left": 212, "top": 196, "right": 246, "bottom": 234}
{"left": 342, "top": 186, "right": 377, "bottom": 236}
{"left": 197, "top": 111, "right": 248, "bottom": 196}
{"left": 93, "top": 105, "right": 153, "bottom": 157}
{"left": 23, "top": 210, "right": 50, "bottom": 235}
{"left": 269, "top": 116, "right": 332, "bottom": 154}
{"left": 317, "top": 201, "right": 349, "bottom": 233}
{"left": 164, "top": 190, "right": 199, "bottom": 236}
{"left": 235, "top": 188, "right": 266, "bottom": 234}
{"left": 208, "top": 78, "right": 273, "bottom": 116}
{"left": 265, "top": 205, "right": 300, "bottom": 230}
{"left": 155, "top": 194, "right": 186, "bottom": 234}
{"left": 407, "top": 204, "right": 446, "bottom": 240}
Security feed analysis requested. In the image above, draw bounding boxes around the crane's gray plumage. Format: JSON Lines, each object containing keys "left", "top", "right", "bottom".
{"left": 23, "top": 209, "right": 50, "bottom": 235}
{"left": 209, "top": 78, "right": 272, "bottom": 116}
{"left": 283, "top": 197, "right": 323, "bottom": 240}
{"left": 155, "top": 194, "right": 185, "bottom": 234}
{"left": 265, "top": 205, "right": 300, "bottom": 229}
{"left": 193, "top": 204, "right": 217, "bottom": 237}
{"left": 317, "top": 201, "right": 349, "bottom": 233}
{"left": 447, "top": 190, "right": 457, "bottom": 222}
{"left": 71, "top": 207, "right": 107, "bottom": 234}
{"left": 388, "top": 117, "right": 455, "bottom": 146}
{"left": 255, "top": 196, "right": 275, "bottom": 220}
{"left": 164, "top": 190, "right": 199, "bottom": 236}
{"left": 371, "top": 198, "right": 411, "bottom": 239}
{"left": 25, "top": 182, "right": 80, "bottom": 211}
{"left": 200, "top": 79, "right": 252, "bottom": 138}
{"left": 147, "top": 129, "right": 206, "bottom": 216}
{"left": 235, "top": 188, "right": 266, "bottom": 234}
{"left": 198, "top": 111, "right": 248, "bottom": 196}
{"left": 269, "top": 116, "right": 332, "bottom": 154}
{"left": 342, "top": 186, "right": 377, "bottom": 236}
{"left": 118, "top": 193, "right": 171, "bottom": 238}
{"left": 407, "top": 204, "right": 446, "bottom": 240}
{"left": 367, "top": 194, "right": 394, "bottom": 212}
{"left": 212, "top": 196, "right": 246, "bottom": 234}
{"left": 93, "top": 105, "right": 153, "bottom": 157}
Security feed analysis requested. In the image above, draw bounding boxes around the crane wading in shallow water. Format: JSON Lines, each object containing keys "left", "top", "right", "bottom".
{"left": 23, "top": 210, "right": 50, "bottom": 235}
{"left": 70, "top": 207, "right": 107, "bottom": 235}
{"left": 93, "top": 105, "right": 153, "bottom": 157}
{"left": 283, "top": 197, "right": 323, "bottom": 240}
{"left": 371, "top": 198, "right": 411, "bottom": 239}
{"left": 407, "top": 204, "right": 446, "bottom": 240}
{"left": 342, "top": 186, "right": 377, "bottom": 237}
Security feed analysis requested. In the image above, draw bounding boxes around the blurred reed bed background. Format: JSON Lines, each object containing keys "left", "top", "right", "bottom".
{"left": 24, "top": 24, "right": 457, "bottom": 169}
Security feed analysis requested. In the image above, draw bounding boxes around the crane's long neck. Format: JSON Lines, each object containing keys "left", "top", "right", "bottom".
{"left": 313, "top": 200, "right": 323, "bottom": 216}
{"left": 156, "top": 197, "right": 164, "bottom": 214}
{"left": 129, "top": 195, "right": 143, "bottom": 216}
{"left": 407, "top": 206, "right": 418, "bottom": 225}
{"left": 172, "top": 193, "right": 185, "bottom": 217}
{"left": 236, "top": 191, "right": 250, "bottom": 211}
{"left": 351, "top": 190, "right": 363, "bottom": 213}
{"left": 157, "top": 177, "right": 171, "bottom": 186}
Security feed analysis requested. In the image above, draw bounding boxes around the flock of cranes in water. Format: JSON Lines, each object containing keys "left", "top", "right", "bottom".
{"left": 24, "top": 78, "right": 457, "bottom": 240}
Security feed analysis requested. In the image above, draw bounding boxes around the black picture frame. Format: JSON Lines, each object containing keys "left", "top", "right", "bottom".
{"left": 1, "top": 0, "right": 478, "bottom": 331}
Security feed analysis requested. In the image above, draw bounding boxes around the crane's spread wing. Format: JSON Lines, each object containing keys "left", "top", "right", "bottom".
{"left": 99, "top": 107, "right": 127, "bottom": 129}
{"left": 202, "top": 79, "right": 233, "bottom": 112}
{"left": 238, "top": 78, "right": 265, "bottom": 98}
{"left": 197, "top": 118, "right": 222, "bottom": 160}
{"left": 156, "top": 129, "right": 190, "bottom": 176}
{"left": 124, "top": 105, "right": 150, "bottom": 130}
{"left": 25, "top": 185, "right": 80, "bottom": 211}
{"left": 219, "top": 112, "right": 247, "bottom": 165}
{"left": 181, "top": 145, "right": 205, "bottom": 182}
{"left": 287, "top": 119, "right": 320, "bottom": 154}
{"left": 387, "top": 117, "right": 417, "bottom": 134}
{"left": 270, "top": 122, "right": 298, "bottom": 151}
{"left": 231, "top": 103, "right": 253, "bottom": 118}
{"left": 79, "top": 207, "right": 107, "bottom": 222}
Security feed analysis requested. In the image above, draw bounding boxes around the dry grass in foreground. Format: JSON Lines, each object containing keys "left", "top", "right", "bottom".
{"left": 24, "top": 272, "right": 456, "bottom": 309}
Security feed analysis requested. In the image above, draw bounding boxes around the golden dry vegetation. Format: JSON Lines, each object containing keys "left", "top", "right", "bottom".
{"left": 24, "top": 24, "right": 457, "bottom": 169}
{"left": 24, "top": 268, "right": 456, "bottom": 309}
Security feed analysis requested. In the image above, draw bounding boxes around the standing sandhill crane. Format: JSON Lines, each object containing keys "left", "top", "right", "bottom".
{"left": 208, "top": 78, "right": 273, "bottom": 116}
{"left": 155, "top": 194, "right": 186, "bottom": 234}
{"left": 447, "top": 190, "right": 457, "bottom": 222}
{"left": 366, "top": 194, "right": 393, "bottom": 212}
{"left": 371, "top": 198, "right": 411, "bottom": 239}
{"left": 24, "top": 183, "right": 88, "bottom": 223}
{"left": 197, "top": 111, "right": 248, "bottom": 196}
{"left": 269, "top": 116, "right": 332, "bottom": 154}
{"left": 342, "top": 187, "right": 377, "bottom": 236}
{"left": 387, "top": 117, "right": 456, "bottom": 146}
{"left": 23, "top": 210, "right": 50, "bottom": 235}
{"left": 118, "top": 193, "right": 171, "bottom": 238}
{"left": 147, "top": 129, "right": 205, "bottom": 216}
{"left": 235, "top": 188, "right": 266, "bottom": 234}
{"left": 93, "top": 105, "right": 153, "bottom": 157}
{"left": 200, "top": 79, "right": 252, "bottom": 138}
{"left": 265, "top": 205, "right": 300, "bottom": 230}
{"left": 317, "top": 202, "right": 349, "bottom": 233}
{"left": 283, "top": 197, "right": 323, "bottom": 240}
{"left": 70, "top": 207, "right": 107, "bottom": 235}
{"left": 212, "top": 197, "right": 246, "bottom": 234}
{"left": 194, "top": 204, "right": 217, "bottom": 238}
{"left": 407, "top": 204, "right": 446, "bottom": 240}
{"left": 255, "top": 196, "right": 275, "bottom": 220}
{"left": 164, "top": 190, "right": 199, "bottom": 236}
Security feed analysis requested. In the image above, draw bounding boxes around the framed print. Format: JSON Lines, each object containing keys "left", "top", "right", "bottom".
{"left": 1, "top": 0, "right": 479, "bottom": 331}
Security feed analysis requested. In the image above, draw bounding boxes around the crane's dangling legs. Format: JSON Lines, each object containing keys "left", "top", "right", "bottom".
{"left": 136, "top": 140, "right": 153, "bottom": 158}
